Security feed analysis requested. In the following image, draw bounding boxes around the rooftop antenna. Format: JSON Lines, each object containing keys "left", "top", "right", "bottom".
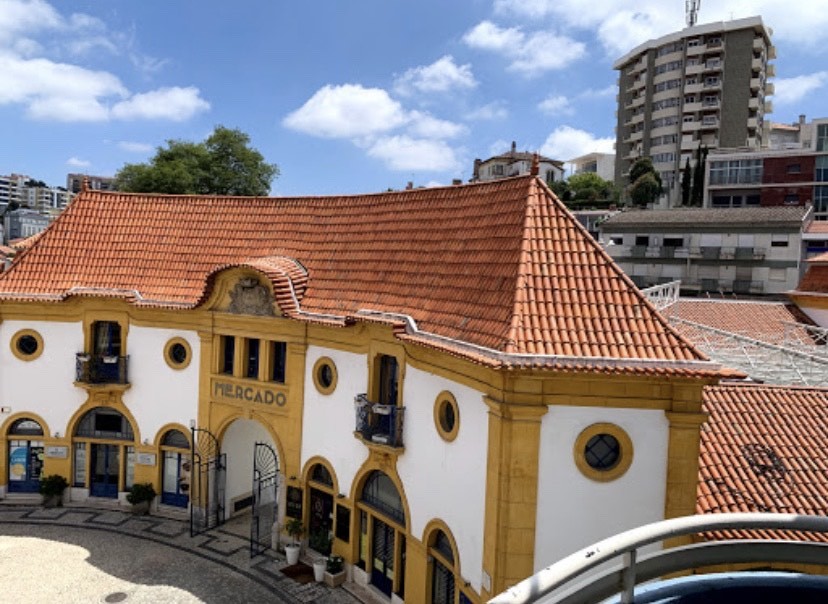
{"left": 686, "top": 0, "right": 701, "bottom": 27}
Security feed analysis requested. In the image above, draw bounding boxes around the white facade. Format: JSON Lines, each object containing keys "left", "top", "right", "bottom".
{"left": 534, "top": 406, "right": 669, "bottom": 568}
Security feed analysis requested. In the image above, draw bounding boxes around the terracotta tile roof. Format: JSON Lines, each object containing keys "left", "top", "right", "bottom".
{"left": 796, "top": 258, "right": 828, "bottom": 295}
{"left": 0, "top": 176, "right": 718, "bottom": 373}
{"left": 698, "top": 383, "right": 828, "bottom": 542}
{"left": 805, "top": 221, "right": 828, "bottom": 234}
{"left": 602, "top": 206, "right": 807, "bottom": 228}
{"left": 665, "top": 299, "right": 819, "bottom": 347}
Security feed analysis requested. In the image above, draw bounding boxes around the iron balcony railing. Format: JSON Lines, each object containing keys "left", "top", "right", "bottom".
{"left": 76, "top": 353, "right": 129, "bottom": 385}
{"left": 354, "top": 393, "right": 405, "bottom": 448}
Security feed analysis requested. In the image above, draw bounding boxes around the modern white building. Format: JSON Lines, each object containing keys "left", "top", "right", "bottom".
{"left": 568, "top": 152, "right": 616, "bottom": 182}
{"left": 614, "top": 16, "right": 775, "bottom": 207}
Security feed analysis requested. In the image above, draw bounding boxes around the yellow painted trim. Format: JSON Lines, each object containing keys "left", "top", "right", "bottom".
{"left": 302, "top": 455, "right": 340, "bottom": 495}
{"left": 423, "top": 519, "right": 480, "bottom": 604}
{"left": 152, "top": 422, "right": 193, "bottom": 448}
{"left": 2, "top": 411, "right": 51, "bottom": 438}
{"left": 9, "top": 328, "right": 44, "bottom": 361}
{"left": 65, "top": 399, "right": 142, "bottom": 446}
{"left": 573, "top": 423, "right": 634, "bottom": 482}
{"left": 434, "top": 390, "right": 460, "bottom": 442}
{"left": 83, "top": 311, "right": 130, "bottom": 355}
{"left": 312, "top": 356, "right": 338, "bottom": 395}
{"left": 163, "top": 337, "right": 192, "bottom": 370}
{"left": 663, "top": 411, "right": 708, "bottom": 548}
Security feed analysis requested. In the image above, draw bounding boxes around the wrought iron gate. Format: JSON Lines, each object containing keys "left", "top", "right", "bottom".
{"left": 190, "top": 427, "right": 226, "bottom": 537}
{"left": 250, "top": 442, "right": 279, "bottom": 557}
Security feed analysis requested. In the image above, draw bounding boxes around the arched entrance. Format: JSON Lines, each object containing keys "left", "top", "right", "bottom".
{"left": 358, "top": 470, "right": 407, "bottom": 598}
{"left": 426, "top": 526, "right": 474, "bottom": 604}
{"left": 307, "top": 463, "right": 335, "bottom": 555}
{"left": 220, "top": 418, "right": 279, "bottom": 516}
{"left": 73, "top": 408, "right": 136, "bottom": 498}
{"left": 160, "top": 429, "right": 191, "bottom": 508}
{"left": 7, "top": 418, "right": 45, "bottom": 493}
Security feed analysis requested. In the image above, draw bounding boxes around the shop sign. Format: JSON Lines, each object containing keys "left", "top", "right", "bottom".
{"left": 45, "top": 446, "right": 68, "bottom": 459}
{"left": 137, "top": 453, "right": 156, "bottom": 466}
{"left": 211, "top": 378, "right": 287, "bottom": 407}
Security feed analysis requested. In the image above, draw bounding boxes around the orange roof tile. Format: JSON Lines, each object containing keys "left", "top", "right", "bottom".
{"left": 666, "top": 299, "right": 818, "bottom": 347}
{"left": 0, "top": 176, "right": 716, "bottom": 373}
{"left": 796, "top": 260, "right": 828, "bottom": 294}
{"left": 698, "top": 383, "right": 828, "bottom": 542}
{"left": 806, "top": 221, "right": 828, "bottom": 234}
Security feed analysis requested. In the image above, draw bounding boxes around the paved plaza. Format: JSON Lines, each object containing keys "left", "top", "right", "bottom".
{"left": 0, "top": 504, "right": 363, "bottom": 604}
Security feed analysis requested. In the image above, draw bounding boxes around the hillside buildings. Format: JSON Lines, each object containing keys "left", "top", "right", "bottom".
{"left": 614, "top": 16, "right": 775, "bottom": 207}
{"left": 472, "top": 142, "right": 564, "bottom": 185}
{"left": 66, "top": 173, "right": 116, "bottom": 194}
{"left": 568, "top": 152, "right": 615, "bottom": 182}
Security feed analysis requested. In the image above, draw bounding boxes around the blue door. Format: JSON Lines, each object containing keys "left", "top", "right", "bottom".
{"left": 161, "top": 451, "right": 190, "bottom": 507}
{"left": 90, "top": 444, "right": 119, "bottom": 498}
{"left": 8, "top": 440, "right": 44, "bottom": 493}
{"left": 371, "top": 517, "right": 395, "bottom": 596}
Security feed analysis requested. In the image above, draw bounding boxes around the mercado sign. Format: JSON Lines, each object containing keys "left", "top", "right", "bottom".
{"left": 211, "top": 377, "right": 287, "bottom": 408}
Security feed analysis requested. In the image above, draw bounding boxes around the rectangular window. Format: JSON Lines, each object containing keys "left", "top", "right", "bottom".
{"left": 815, "top": 156, "right": 828, "bottom": 181}
{"left": 635, "top": 236, "right": 650, "bottom": 246}
{"left": 787, "top": 163, "right": 801, "bottom": 174}
{"left": 664, "top": 237, "right": 683, "bottom": 247}
{"left": 771, "top": 235, "right": 789, "bottom": 247}
{"left": 74, "top": 443, "right": 86, "bottom": 487}
{"left": 246, "top": 338, "right": 260, "bottom": 379}
{"left": 784, "top": 194, "right": 800, "bottom": 204}
{"left": 93, "top": 321, "right": 121, "bottom": 356}
{"left": 816, "top": 124, "right": 828, "bottom": 152}
{"left": 221, "top": 336, "right": 235, "bottom": 375}
{"left": 270, "top": 341, "right": 287, "bottom": 383}
{"left": 378, "top": 355, "right": 399, "bottom": 406}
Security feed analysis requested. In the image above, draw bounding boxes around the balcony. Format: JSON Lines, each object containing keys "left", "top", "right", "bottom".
{"left": 76, "top": 353, "right": 129, "bottom": 385}
{"left": 733, "top": 279, "right": 764, "bottom": 294}
{"left": 354, "top": 394, "right": 405, "bottom": 448}
{"left": 683, "top": 101, "right": 702, "bottom": 113}
{"left": 766, "top": 82, "right": 775, "bottom": 95}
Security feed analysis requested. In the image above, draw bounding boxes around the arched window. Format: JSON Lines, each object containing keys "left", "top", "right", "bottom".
{"left": 9, "top": 418, "right": 44, "bottom": 436}
{"left": 161, "top": 429, "right": 190, "bottom": 449}
{"left": 72, "top": 408, "right": 136, "bottom": 498}
{"left": 74, "top": 408, "right": 134, "bottom": 441}
{"left": 358, "top": 471, "right": 407, "bottom": 598}
{"left": 361, "top": 470, "right": 404, "bottom": 525}
{"left": 310, "top": 463, "right": 333, "bottom": 487}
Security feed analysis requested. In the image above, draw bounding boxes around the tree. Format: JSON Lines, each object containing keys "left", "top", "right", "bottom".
{"left": 681, "top": 157, "right": 692, "bottom": 206}
{"left": 627, "top": 157, "right": 663, "bottom": 207}
{"left": 549, "top": 179, "right": 572, "bottom": 202}
{"left": 567, "top": 172, "right": 619, "bottom": 205}
{"left": 115, "top": 126, "right": 279, "bottom": 196}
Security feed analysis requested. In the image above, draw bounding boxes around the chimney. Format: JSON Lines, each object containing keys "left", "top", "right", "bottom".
{"left": 511, "top": 141, "right": 517, "bottom": 156}
{"left": 405, "top": 181, "right": 413, "bottom": 190}
{"left": 473, "top": 158, "right": 482, "bottom": 180}
{"left": 799, "top": 114, "right": 806, "bottom": 126}
{"left": 530, "top": 153, "right": 540, "bottom": 176}
{"left": 452, "top": 179, "right": 462, "bottom": 186}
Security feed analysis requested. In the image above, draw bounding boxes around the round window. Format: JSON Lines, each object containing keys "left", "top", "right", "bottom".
{"left": 164, "top": 337, "right": 192, "bottom": 370}
{"left": 10, "top": 329, "right": 43, "bottom": 361}
{"left": 313, "top": 357, "right": 337, "bottom": 395}
{"left": 574, "top": 423, "right": 633, "bottom": 482}
{"left": 434, "top": 391, "right": 460, "bottom": 442}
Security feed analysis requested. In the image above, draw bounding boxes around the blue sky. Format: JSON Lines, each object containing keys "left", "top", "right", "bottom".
{"left": 2, "top": 0, "right": 827, "bottom": 196}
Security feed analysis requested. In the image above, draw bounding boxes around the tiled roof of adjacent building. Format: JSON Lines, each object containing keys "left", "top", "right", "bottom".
{"left": 698, "top": 383, "right": 828, "bottom": 542}
{"left": 795, "top": 253, "right": 828, "bottom": 294}
{"left": 664, "top": 299, "right": 818, "bottom": 348}
{"left": 0, "top": 175, "right": 723, "bottom": 374}
{"left": 805, "top": 221, "right": 828, "bottom": 235}
{"left": 601, "top": 206, "right": 808, "bottom": 228}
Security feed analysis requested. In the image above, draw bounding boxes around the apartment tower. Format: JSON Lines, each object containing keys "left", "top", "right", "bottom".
{"left": 614, "top": 16, "right": 775, "bottom": 207}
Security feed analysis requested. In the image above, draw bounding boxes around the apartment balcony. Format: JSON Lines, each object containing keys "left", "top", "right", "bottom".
{"left": 681, "top": 137, "right": 698, "bottom": 151}
{"left": 750, "top": 77, "right": 762, "bottom": 90}
{"left": 703, "top": 80, "right": 721, "bottom": 91}
{"left": 735, "top": 246, "right": 765, "bottom": 260}
{"left": 698, "top": 246, "right": 721, "bottom": 260}
{"left": 701, "top": 99, "right": 720, "bottom": 109}
{"left": 683, "top": 101, "right": 702, "bottom": 113}
{"left": 747, "top": 117, "right": 759, "bottom": 129}
{"left": 765, "top": 100, "right": 774, "bottom": 113}
{"left": 684, "top": 83, "right": 703, "bottom": 94}
{"left": 766, "top": 82, "right": 775, "bottom": 95}
{"left": 703, "top": 60, "right": 723, "bottom": 72}
{"left": 749, "top": 97, "right": 759, "bottom": 110}
{"left": 746, "top": 136, "right": 759, "bottom": 148}
{"left": 682, "top": 121, "right": 701, "bottom": 133}
{"left": 767, "top": 64, "right": 776, "bottom": 77}
{"left": 685, "top": 63, "right": 703, "bottom": 76}
{"left": 700, "top": 118, "right": 719, "bottom": 130}
{"left": 753, "top": 38, "right": 766, "bottom": 51}
{"left": 733, "top": 279, "right": 765, "bottom": 294}
{"left": 751, "top": 57, "right": 765, "bottom": 70}
{"left": 354, "top": 394, "right": 405, "bottom": 448}
{"left": 75, "top": 353, "right": 129, "bottom": 385}
{"left": 768, "top": 45, "right": 777, "bottom": 59}
{"left": 686, "top": 43, "right": 706, "bottom": 56}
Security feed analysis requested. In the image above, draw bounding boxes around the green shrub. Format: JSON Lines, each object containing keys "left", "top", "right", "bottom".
{"left": 126, "top": 482, "right": 157, "bottom": 505}
{"left": 39, "top": 474, "right": 69, "bottom": 499}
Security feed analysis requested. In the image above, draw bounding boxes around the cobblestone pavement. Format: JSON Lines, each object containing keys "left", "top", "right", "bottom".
{"left": 0, "top": 504, "right": 362, "bottom": 604}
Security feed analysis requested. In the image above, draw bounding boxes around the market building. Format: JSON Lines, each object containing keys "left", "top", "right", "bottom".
{"left": 0, "top": 172, "right": 732, "bottom": 602}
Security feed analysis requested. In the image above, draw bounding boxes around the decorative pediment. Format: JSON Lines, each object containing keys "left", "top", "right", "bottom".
{"left": 228, "top": 277, "right": 275, "bottom": 317}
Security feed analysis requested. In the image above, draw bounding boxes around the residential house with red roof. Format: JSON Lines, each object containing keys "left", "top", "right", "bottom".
{"left": 0, "top": 173, "right": 735, "bottom": 602}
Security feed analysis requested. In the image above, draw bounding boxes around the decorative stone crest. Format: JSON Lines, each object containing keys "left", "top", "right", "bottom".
{"left": 228, "top": 277, "right": 275, "bottom": 316}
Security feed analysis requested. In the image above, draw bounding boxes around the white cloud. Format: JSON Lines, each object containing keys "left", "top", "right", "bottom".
{"left": 488, "top": 139, "right": 511, "bottom": 156}
{"left": 493, "top": 1, "right": 828, "bottom": 56}
{"left": 578, "top": 84, "right": 617, "bottom": 99}
{"left": 118, "top": 141, "right": 153, "bottom": 153}
{"left": 537, "top": 94, "right": 573, "bottom": 115}
{"left": 394, "top": 55, "right": 476, "bottom": 96}
{"left": 463, "top": 20, "right": 585, "bottom": 75}
{"left": 467, "top": 101, "right": 509, "bottom": 121}
{"left": 111, "top": 87, "right": 210, "bottom": 121}
{"left": 408, "top": 111, "right": 466, "bottom": 139}
{"left": 66, "top": 156, "right": 90, "bottom": 168}
{"left": 283, "top": 84, "right": 409, "bottom": 138}
{"left": 540, "top": 125, "right": 614, "bottom": 161}
{"left": 773, "top": 71, "right": 828, "bottom": 105}
{"left": 0, "top": 0, "right": 61, "bottom": 46}
{"left": 367, "top": 136, "right": 460, "bottom": 172}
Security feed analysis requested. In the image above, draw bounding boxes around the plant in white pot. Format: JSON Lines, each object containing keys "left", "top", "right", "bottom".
{"left": 284, "top": 518, "right": 304, "bottom": 565}
{"left": 313, "top": 557, "right": 326, "bottom": 583}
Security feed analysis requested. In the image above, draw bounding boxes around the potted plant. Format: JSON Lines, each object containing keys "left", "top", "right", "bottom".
{"left": 39, "top": 474, "right": 69, "bottom": 508}
{"left": 284, "top": 517, "right": 304, "bottom": 565}
{"left": 126, "top": 482, "right": 156, "bottom": 515}
{"left": 324, "top": 554, "right": 346, "bottom": 588}
{"left": 313, "top": 557, "right": 327, "bottom": 583}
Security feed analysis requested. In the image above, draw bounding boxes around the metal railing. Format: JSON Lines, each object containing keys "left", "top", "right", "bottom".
{"left": 75, "top": 353, "right": 129, "bottom": 385}
{"left": 489, "top": 513, "right": 828, "bottom": 604}
{"left": 354, "top": 393, "right": 405, "bottom": 448}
